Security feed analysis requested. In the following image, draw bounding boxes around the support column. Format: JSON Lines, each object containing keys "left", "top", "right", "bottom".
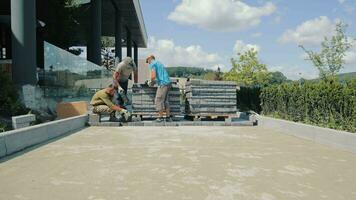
{"left": 88, "top": 0, "right": 102, "bottom": 65}
{"left": 126, "top": 27, "right": 132, "bottom": 57}
{"left": 133, "top": 42, "right": 138, "bottom": 83}
{"left": 115, "top": 9, "right": 122, "bottom": 62}
{"left": 11, "top": 0, "right": 37, "bottom": 85}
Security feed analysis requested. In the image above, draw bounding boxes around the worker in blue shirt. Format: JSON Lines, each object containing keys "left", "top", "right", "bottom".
{"left": 146, "top": 54, "right": 172, "bottom": 122}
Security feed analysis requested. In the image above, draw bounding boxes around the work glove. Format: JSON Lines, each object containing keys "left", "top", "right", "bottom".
{"left": 118, "top": 87, "right": 125, "bottom": 94}
{"left": 119, "top": 109, "right": 132, "bottom": 122}
{"left": 146, "top": 80, "right": 155, "bottom": 87}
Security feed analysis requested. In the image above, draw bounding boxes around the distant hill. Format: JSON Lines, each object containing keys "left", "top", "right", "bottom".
{"left": 309, "top": 72, "right": 356, "bottom": 82}
{"left": 337, "top": 72, "right": 356, "bottom": 81}
{"left": 167, "top": 67, "right": 214, "bottom": 78}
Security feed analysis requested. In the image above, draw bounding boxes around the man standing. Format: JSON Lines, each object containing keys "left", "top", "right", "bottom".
{"left": 146, "top": 54, "right": 172, "bottom": 122}
{"left": 90, "top": 85, "right": 130, "bottom": 122}
{"left": 113, "top": 57, "right": 137, "bottom": 106}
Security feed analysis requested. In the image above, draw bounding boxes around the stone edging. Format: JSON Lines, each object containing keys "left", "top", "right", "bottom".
{"left": 258, "top": 115, "right": 356, "bottom": 154}
{"left": 0, "top": 115, "right": 88, "bottom": 158}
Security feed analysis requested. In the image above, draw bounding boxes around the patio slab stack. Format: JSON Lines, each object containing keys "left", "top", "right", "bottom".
{"left": 185, "top": 79, "right": 237, "bottom": 116}
{"left": 132, "top": 84, "right": 181, "bottom": 117}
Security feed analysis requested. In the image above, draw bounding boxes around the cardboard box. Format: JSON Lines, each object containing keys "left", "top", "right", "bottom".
{"left": 56, "top": 101, "right": 88, "bottom": 119}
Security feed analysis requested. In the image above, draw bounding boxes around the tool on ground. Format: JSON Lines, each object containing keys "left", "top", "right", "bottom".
{"left": 118, "top": 109, "right": 132, "bottom": 122}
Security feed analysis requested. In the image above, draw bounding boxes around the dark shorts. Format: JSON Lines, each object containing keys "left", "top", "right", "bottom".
{"left": 155, "top": 84, "right": 171, "bottom": 111}
{"left": 113, "top": 80, "right": 128, "bottom": 107}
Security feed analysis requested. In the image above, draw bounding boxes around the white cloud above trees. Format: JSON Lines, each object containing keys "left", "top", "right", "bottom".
{"left": 168, "top": 0, "right": 276, "bottom": 32}
{"left": 233, "top": 40, "right": 261, "bottom": 54}
{"left": 140, "top": 37, "right": 222, "bottom": 69}
{"left": 279, "top": 16, "right": 338, "bottom": 46}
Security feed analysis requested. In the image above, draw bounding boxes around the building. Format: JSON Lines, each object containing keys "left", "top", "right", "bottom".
{"left": 0, "top": 0, "right": 147, "bottom": 86}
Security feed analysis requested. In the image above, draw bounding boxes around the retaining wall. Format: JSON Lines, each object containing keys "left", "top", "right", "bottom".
{"left": 0, "top": 115, "right": 88, "bottom": 158}
{"left": 258, "top": 116, "right": 356, "bottom": 154}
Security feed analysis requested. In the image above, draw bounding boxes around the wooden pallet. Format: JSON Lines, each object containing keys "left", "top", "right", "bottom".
{"left": 185, "top": 113, "right": 238, "bottom": 122}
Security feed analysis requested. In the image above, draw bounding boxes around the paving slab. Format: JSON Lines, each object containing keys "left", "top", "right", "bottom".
{"left": 0, "top": 127, "right": 356, "bottom": 199}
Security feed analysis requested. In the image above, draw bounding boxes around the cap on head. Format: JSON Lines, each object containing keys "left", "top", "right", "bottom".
{"left": 122, "top": 57, "right": 137, "bottom": 70}
{"left": 145, "top": 54, "right": 155, "bottom": 63}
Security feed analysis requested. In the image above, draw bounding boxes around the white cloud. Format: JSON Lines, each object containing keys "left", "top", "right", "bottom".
{"left": 279, "top": 16, "right": 338, "bottom": 46}
{"left": 252, "top": 32, "right": 262, "bottom": 38}
{"left": 233, "top": 40, "right": 261, "bottom": 54}
{"left": 168, "top": 0, "right": 276, "bottom": 32}
{"left": 140, "top": 37, "right": 222, "bottom": 69}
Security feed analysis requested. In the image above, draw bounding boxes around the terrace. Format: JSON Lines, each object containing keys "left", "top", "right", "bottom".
{"left": 1, "top": 125, "right": 356, "bottom": 199}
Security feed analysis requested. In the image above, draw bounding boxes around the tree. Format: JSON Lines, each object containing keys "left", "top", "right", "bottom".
{"left": 224, "top": 49, "right": 271, "bottom": 86}
{"left": 300, "top": 22, "right": 354, "bottom": 80}
{"left": 203, "top": 72, "right": 216, "bottom": 80}
{"left": 101, "top": 37, "right": 115, "bottom": 48}
{"left": 101, "top": 37, "right": 115, "bottom": 70}
{"left": 269, "top": 71, "right": 288, "bottom": 85}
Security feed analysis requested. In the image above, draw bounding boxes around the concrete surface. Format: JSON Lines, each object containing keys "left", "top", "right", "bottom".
{"left": 90, "top": 120, "right": 255, "bottom": 127}
{"left": 0, "top": 115, "right": 88, "bottom": 157}
{"left": 1, "top": 126, "right": 356, "bottom": 200}
{"left": 258, "top": 116, "right": 356, "bottom": 153}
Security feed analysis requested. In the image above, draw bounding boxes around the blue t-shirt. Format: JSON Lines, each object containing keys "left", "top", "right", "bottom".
{"left": 149, "top": 60, "right": 171, "bottom": 86}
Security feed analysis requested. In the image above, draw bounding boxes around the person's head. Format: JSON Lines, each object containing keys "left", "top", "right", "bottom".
{"left": 123, "top": 57, "right": 137, "bottom": 70}
{"left": 105, "top": 84, "right": 117, "bottom": 96}
{"left": 145, "top": 54, "right": 155, "bottom": 64}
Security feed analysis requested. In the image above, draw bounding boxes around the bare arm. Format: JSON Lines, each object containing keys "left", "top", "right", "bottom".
{"left": 113, "top": 72, "right": 121, "bottom": 88}
{"left": 150, "top": 69, "right": 156, "bottom": 81}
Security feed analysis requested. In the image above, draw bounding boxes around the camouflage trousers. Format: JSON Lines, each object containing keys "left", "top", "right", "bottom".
{"left": 93, "top": 105, "right": 114, "bottom": 115}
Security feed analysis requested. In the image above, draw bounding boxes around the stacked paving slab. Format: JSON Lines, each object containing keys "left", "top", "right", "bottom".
{"left": 132, "top": 84, "right": 181, "bottom": 117}
{"left": 185, "top": 79, "right": 237, "bottom": 116}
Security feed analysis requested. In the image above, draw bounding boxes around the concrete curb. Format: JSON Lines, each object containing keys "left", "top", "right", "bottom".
{"left": 258, "top": 116, "right": 356, "bottom": 154}
{"left": 0, "top": 115, "right": 88, "bottom": 158}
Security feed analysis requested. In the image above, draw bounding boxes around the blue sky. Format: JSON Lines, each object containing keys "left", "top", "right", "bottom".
{"left": 138, "top": 0, "right": 356, "bottom": 80}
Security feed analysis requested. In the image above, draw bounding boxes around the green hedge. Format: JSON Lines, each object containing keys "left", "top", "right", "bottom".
{"left": 237, "top": 87, "right": 262, "bottom": 113}
{"left": 260, "top": 78, "right": 356, "bottom": 133}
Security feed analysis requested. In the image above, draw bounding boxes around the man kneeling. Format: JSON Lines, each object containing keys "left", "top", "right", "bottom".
{"left": 90, "top": 85, "right": 130, "bottom": 122}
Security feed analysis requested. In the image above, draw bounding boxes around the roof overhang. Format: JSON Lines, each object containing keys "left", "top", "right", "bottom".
{"left": 0, "top": 15, "right": 46, "bottom": 28}
{"left": 78, "top": 0, "right": 147, "bottom": 48}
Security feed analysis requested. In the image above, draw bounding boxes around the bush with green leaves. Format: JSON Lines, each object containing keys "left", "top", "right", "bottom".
{"left": 237, "top": 87, "right": 262, "bottom": 113}
{"left": 224, "top": 49, "right": 271, "bottom": 87}
{"left": 260, "top": 78, "right": 356, "bottom": 132}
{"left": 0, "top": 73, "right": 29, "bottom": 117}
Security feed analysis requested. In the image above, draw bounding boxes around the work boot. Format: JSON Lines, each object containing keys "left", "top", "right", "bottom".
{"left": 165, "top": 117, "right": 173, "bottom": 122}
{"left": 155, "top": 117, "right": 164, "bottom": 123}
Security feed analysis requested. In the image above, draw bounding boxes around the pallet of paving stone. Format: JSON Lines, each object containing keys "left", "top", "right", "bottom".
{"left": 132, "top": 84, "right": 182, "bottom": 118}
{"left": 185, "top": 79, "right": 237, "bottom": 118}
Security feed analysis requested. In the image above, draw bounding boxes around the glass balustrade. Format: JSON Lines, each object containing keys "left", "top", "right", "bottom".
{"left": 42, "top": 41, "right": 112, "bottom": 102}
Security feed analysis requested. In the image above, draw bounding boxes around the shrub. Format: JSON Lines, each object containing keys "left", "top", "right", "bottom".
{"left": 0, "top": 73, "right": 29, "bottom": 117}
{"left": 260, "top": 78, "right": 356, "bottom": 132}
{"left": 237, "top": 87, "right": 262, "bottom": 113}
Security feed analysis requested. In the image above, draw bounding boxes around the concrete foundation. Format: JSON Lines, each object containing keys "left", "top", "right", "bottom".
{"left": 0, "top": 126, "right": 356, "bottom": 199}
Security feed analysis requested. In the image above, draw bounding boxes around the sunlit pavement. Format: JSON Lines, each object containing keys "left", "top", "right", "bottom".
{"left": 1, "top": 126, "right": 356, "bottom": 200}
